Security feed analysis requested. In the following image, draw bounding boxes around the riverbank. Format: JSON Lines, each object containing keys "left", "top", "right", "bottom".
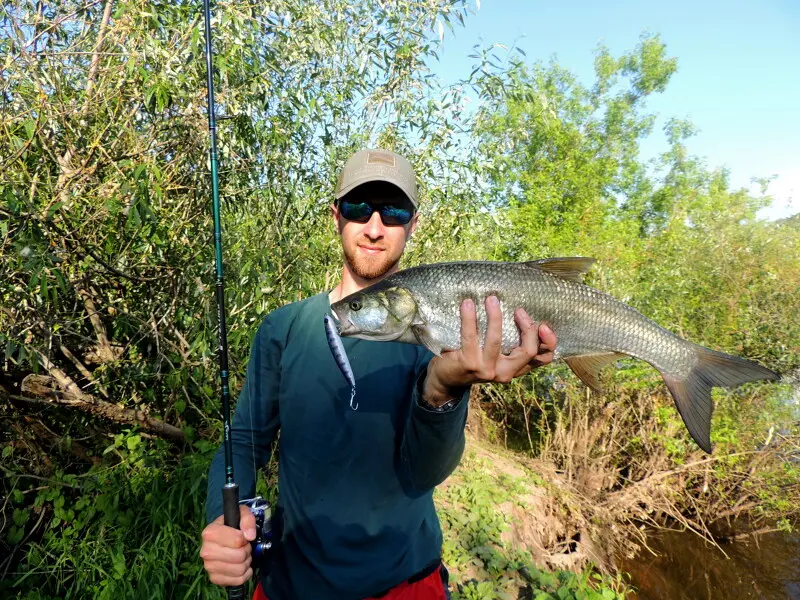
{"left": 436, "top": 435, "right": 631, "bottom": 599}
{"left": 439, "top": 381, "right": 800, "bottom": 599}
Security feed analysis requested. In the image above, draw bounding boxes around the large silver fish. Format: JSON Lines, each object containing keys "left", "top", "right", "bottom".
{"left": 330, "top": 258, "right": 780, "bottom": 453}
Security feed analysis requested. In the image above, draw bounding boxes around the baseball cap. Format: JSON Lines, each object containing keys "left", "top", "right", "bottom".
{"left": 335, "top": 149, "right": 419, "bottom": 209}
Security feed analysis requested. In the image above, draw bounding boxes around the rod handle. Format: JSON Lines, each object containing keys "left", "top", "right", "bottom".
{"left": 223, "top": 483, "right": 240, "bottom": 529}
{"left": 223, "top": 484, "right": 246, "bottom": 599}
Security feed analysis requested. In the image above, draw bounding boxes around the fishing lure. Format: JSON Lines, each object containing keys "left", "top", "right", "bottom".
{"left": 324, "top": 314, "right": 357, "bottom": 410}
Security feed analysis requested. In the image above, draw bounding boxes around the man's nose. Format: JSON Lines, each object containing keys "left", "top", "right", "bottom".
{"left": 362, "top": 210, "right": 385, "bottom": 238}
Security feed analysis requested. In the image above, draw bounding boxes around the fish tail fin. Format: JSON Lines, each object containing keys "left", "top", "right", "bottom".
{"left": 662, "top": 347, "right": 779, "bottom": 454}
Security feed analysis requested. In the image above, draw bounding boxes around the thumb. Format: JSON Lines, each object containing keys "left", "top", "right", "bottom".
{"left": 239, "top": 504, "right": 257, "bottom": 541}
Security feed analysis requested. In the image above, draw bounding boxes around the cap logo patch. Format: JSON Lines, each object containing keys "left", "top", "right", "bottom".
{"left": 367, "top": 152, "right": 396, "bottom": 167}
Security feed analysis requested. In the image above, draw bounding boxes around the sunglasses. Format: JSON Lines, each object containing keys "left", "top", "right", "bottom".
{"left": 338, "top": 199, "right": 415, "bottom": 226}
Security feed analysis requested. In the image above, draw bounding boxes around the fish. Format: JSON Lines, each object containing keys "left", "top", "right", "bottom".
{"left": 324, "top": 314, "right": 357, "bottom": 410}
{"left": 329, "top": 258, "right": 780, "bottom": 453}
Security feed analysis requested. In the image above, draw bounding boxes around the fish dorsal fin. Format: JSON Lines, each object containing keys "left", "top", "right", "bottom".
{"left": 525, "top": 257, "right": 596, "bottom": 283}
{"left": 565, "top": 352, "right": 624, "bottom": 393}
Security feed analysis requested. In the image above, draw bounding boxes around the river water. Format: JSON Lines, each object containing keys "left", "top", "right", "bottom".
{"left": 621, "top": 527, "right": 800, "bottom": 599}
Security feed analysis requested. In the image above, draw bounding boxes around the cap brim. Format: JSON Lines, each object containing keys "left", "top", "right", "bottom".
{"left": 335, "top": 176, "right": 418, "bottom": 208}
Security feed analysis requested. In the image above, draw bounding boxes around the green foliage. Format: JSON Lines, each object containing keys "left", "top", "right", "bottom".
{"left": 1, "top": 3, "right": 798, "bottom": 598}
{"left": 470, "top": 34, "right": 678, "bottom": 259}
{"left": 2, "top": 438, "right": 224, "bottom": 599}
{"left": 469, "top": 30, "right": 798, "bottom": 475}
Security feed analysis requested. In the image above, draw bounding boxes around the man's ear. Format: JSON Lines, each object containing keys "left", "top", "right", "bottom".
{"left": 331, "top": 202, "right": 345, "bottom": 234}
{"left": 407, "top": 212, "right": 420, "bottom": 239}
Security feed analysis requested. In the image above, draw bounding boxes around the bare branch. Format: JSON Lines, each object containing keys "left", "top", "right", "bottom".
{"left": 82, "top": 0, "right": 114, "bottom": 106}
{"left": 15, "top": 373, "right": 185, "bottom": 441}
{"left": 76, "top": 287, "right": 121, "bottom": 364}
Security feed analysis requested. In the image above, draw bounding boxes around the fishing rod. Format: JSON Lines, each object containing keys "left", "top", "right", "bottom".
{"left": 201, "top": 0, "right": 244, "bottom": 598}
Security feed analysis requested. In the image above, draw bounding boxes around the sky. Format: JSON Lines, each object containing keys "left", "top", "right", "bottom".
{"left": 429, "top": 0, "right": 800, "bottom": 220}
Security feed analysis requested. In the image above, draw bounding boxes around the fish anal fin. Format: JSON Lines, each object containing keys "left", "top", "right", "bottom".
{"left": 663, "top": 374, "right": 712, "bottom": 454}
{"left": 524, "top": 257, "right": 597, "bottom": 283}
{"left": 412, "top": 325, "right": 445, "bottom": 356}
{"left": 565, "top": 352, "right": 623, "bottom": 393}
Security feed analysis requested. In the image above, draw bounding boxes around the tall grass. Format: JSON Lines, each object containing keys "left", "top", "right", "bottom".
{"left": 3, "top": 435, "right": 229, "bottom": 600}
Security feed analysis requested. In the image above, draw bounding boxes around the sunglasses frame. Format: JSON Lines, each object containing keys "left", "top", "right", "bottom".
{"left": 337, "top": 198, "right": 416, "bottom": 226}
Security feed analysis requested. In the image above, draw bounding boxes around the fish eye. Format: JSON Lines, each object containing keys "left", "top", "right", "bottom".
{"left": 349, "top": 299, "right": 362, "bottom": 311}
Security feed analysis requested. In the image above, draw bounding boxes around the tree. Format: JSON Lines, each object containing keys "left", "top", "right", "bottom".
{"left": 470, "top": 34, "right": 677, "bottom": 258}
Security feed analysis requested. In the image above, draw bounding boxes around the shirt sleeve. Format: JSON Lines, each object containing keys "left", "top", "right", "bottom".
{"left": 205, "top": 316, "right": 282, "bottom": 523}
{"left": 397, "top": 353, "right": 470, "bottom": 494}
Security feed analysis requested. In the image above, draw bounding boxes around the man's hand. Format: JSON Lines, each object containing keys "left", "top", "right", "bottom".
{"left": 200, "top": 505, "right": 257, "bottom": 587}
{"left": 423, "top": 296, "right": 557, "bottom": 406}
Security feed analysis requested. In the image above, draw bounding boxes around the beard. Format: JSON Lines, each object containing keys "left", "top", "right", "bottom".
{"left": 342, "top": 239, "right": 403, "bottom": 280}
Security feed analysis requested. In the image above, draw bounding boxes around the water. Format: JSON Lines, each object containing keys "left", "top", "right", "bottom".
{"left": 621, "top": 527, "right": 800, "bottom": 600}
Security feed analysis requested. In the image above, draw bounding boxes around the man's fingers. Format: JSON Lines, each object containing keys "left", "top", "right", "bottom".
{"left": 202, "top": 512, "right": 256, "bottom": 589}
{"left": 493, "top": 314, "right": 558, "bottom": 379}
{"left": 459, "top": 299, "right": 480, "bottom": 360}
{"left": 482, "top": 296, "right": 503, "bottom": 364}
{"left": 495, "top": 346, "right": 535, "bottom": 382}
{"left": 537, "top": 323, "right": 557, "bottom": 354}
{"left": 486, "top": 308, "right": 539, "bottom": 381}
{"left": 239, "top": 505, "right": 257, "bottom": 541}
{"left": 514, "top": 308, "right": 539, "bottom": 358}
{"left": 512, "top": 363, "right": 533, "bottom": 379}
{"left": 200, "top": 540, "right": 252, "bottom": 564}
{"left": 202, "top": 522, "right": 250, "bottom": 548}
{"left": 453, "top": 301, "right": 557, "bottom": 385}
{"left": 530, "top": 323, "right": 556, "bottom": 366}
{"left": 206, "top": 563, "right": 254, "bottom": 587}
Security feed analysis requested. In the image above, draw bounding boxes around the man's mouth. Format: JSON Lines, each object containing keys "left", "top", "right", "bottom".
{"left": 358, "top": 244, "right": 385, "bottom": 255}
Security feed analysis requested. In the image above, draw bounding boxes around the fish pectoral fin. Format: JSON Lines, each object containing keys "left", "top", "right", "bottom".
{"left": 565, "top": 353, "right": 623, "bottom": 393}
{"left": 525, "top": 257, "right": 596, "bottom": 283}
{"left": 411, "top": 325, "right": 445, "bottom": 356}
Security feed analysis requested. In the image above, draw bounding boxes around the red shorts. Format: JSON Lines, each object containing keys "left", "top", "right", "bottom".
{"left": 252, "top": 565, "right": 449, "bottom": 600}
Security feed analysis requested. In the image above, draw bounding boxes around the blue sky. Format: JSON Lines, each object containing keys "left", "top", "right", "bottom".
{"left": 429, "top": 0, "right": 799, "bottom": 219}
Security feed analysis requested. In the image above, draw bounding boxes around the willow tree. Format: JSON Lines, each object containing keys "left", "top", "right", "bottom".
{"left": 0, "top": 0, "right": 475, "bottom": 596}
{"left": 0, "top": 0, "right": 474, "bottom": 436}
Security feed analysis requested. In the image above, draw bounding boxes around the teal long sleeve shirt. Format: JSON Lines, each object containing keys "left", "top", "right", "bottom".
{"left": 205, "top": 292, "right": 469, "bottom": 599}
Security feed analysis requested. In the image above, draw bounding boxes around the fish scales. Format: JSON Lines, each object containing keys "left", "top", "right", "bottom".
{"left": 330, "top": 259, "right": 780, "bottom": 453}
{"left": 390, "top": 261, "right": 695, "bottom": 377}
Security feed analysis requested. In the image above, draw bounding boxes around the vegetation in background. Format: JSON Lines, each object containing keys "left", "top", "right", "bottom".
{"left": 1, "top": 1, "right": 798, "bottom": 598}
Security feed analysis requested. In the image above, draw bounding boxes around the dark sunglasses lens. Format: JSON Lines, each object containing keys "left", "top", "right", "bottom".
{"left": 340, "top": 200, "right": 413, "bottom": 226}
{"left": 340, "top": 201, "right": 373, "bottom": 223}
{"left": 379, "top": 205, "right": 413, "bottom": 225}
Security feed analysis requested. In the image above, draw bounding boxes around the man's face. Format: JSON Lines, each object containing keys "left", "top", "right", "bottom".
{"left": 333, "top": 182, "right": 418, "bottom": 281}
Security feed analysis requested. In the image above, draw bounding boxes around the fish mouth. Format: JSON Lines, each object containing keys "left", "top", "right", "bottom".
{"left": 338, "top": 321, "right": 358, "bottom": 336}
{"left": 329, "top": 310, "right": 356, "bottom": 336}
{"left": 329, "top": 310, "right": 402, "bottom": 341}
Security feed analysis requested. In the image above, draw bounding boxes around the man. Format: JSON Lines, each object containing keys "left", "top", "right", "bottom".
{"left": 200, "top": 149, "right": 557, "bottom": 599}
